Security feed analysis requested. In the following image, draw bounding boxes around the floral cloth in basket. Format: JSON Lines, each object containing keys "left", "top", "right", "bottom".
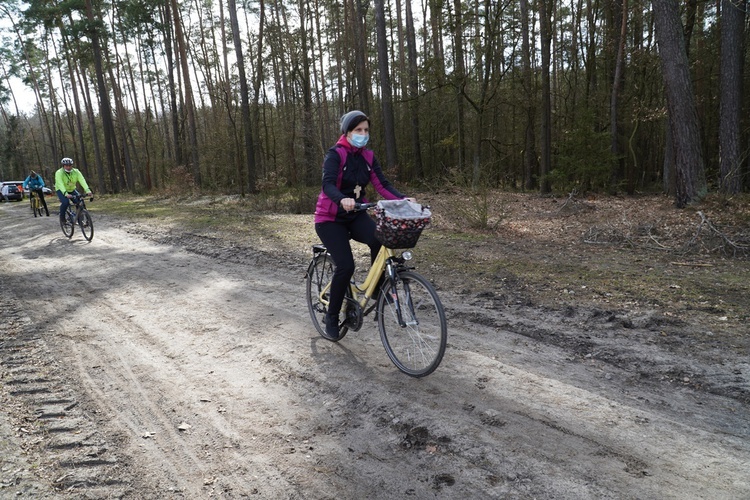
{"left": 374, "top": 199, "right": 432, "bottom": 249}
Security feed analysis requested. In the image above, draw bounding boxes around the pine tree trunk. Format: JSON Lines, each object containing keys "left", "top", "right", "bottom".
{"left": 85, "top": 0, "right": 119, "bottom": 193}
{"left": 227, "top": 0, "right": 256, "bottom": 193}
{"left": 405, "top": 0, "right": 423, "bottom": 179}
{"left": 539, "top": 0, "right": 553, "bottom": 194}
{"left": 652, "top": 0, "right": 707, "bottom": 207}
{"left": 520, "top": 0, "right": 537, "bottom": 190}
{"left": 375, "top": 0, "right": 398, "bottom": 170}
{"left": 169, "top": 0, "right": 201, "bottom": 185}
{"left": 719, "top": 0, "right": 745, "bottom": 194}
{"left": 453, "top": 0, "right": 466, "bottom": 174}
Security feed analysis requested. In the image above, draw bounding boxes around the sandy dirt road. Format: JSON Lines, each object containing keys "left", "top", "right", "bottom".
{"left": 1, "top": 199, "right": 748, "bottom": 499}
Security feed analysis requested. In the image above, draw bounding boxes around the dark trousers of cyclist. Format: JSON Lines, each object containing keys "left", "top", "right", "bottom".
{"left": 31, "top": 188, "right": 49, "bottom": 216}
{"left": 315, "top": 211, "right": 381, "bottom": 319}
{"left": 56, "top": 190, "right": 71, "bottom": 222}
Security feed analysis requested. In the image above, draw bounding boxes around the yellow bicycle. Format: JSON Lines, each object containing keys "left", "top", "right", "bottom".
{"left": 30, "top": 190, "right": 44, "bottom": 217}
{"left": 305, "top": 201, "right": 447, "bottom": 377}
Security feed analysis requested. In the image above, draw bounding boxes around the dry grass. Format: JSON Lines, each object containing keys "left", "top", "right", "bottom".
{"left": 96, "top": 189, "right": 750, "bottom": 334}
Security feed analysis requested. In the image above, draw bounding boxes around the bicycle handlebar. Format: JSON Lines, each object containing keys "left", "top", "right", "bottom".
{"left": 353, "top": 201, "right": 430, "bottom": 212}
{"left": 353, "top": 202, "right": 378, "bottom": 211}
{"left": 69, "top": 192, "right": 94, "bottom": 202}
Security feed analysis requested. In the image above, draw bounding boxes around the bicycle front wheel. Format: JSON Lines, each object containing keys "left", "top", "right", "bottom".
{"left": 378, "top": 271, "right": 447, "bottom": 377}
{"left": 60, "top": 210, "right": 75, "bottom": 238}
{"left": 78, "top": 209, "right": 94, "bottom": 241}
{"left": 305, "top": 252, "right": 348, "bottom": 340}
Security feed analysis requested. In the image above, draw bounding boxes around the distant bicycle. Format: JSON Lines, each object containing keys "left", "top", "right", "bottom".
{"left": 30, "top": 190, "right": 44, "bottom": 217}
{"left": 306, "top": 200, "right": 447, "bottom": 377}
{"left": 60, "top": 190, "right": 94, "bottom": 241}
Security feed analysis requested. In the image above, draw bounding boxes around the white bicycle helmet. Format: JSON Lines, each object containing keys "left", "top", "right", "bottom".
{"left": 61, "top": 157, "right": 74, "bottom": 166}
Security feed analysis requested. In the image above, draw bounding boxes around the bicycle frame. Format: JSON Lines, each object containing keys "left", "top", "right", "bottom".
{"left": 29, "top": 190, "right": 45, "bottom": 216}
{"left": 353, "top": 246, "right": 394, "bottom": 302}
{"left": 315, "top": 246, "right": 389, "bottom": 305}
{"left": 316, "top": 245, "right": 414, "bottom": 327}
{"left": 68, "top": 192, "right": 89, "bottom": 214}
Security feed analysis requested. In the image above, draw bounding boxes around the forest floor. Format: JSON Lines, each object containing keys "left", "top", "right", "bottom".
{"left": 0, "top": 190, "right": 748, "bottom": 499}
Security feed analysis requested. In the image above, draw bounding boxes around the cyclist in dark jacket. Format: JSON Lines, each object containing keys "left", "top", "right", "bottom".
{"left": 23, "top": 171, "right": 50, "bottom": 216}
{"left": 313, "top": 110, "right": 414, "bottom": 341}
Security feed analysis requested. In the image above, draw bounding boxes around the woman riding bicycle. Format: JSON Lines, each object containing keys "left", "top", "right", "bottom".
{"left": 55, "top": 157, "right": 92, "bottom": 224}
{"left": 23, "top": 170, "right": 50, "bottom": 216}
{"left": 314, "top": 110, "right": 415, "bottom": 341}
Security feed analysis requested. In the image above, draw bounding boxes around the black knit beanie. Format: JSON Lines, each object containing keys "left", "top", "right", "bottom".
{"left": 340, "top": 110, "right": 368, "bottom": 134}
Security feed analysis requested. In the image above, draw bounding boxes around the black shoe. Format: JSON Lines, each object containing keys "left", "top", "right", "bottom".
{"left": 321, "top": 314, "right": 340, "bottom": 341}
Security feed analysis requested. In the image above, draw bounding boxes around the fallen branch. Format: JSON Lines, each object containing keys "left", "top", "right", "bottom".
{"left": 683, "top": 211, "right": 750, "bottom": 257}
{"left": 670, "top": 261, "right": 714, "bottom": 267}
{"left": 556, "top": 189, "right": 578, "bottom": 213}
{"left": 647, "top": 232, "right": 668, "bottom": 249}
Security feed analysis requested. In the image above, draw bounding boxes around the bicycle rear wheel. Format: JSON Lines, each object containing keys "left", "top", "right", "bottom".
{"left": 60, "top": 209, "right": 75, "bottom": 238}
{"left": 305, "top": 252, "right": 348, "bottom": 340}
{"left": 78, "top": 209, "right": 94, "bottom": 241}
{"left": 378, "top": 271, "right": 447, "bottom": 377}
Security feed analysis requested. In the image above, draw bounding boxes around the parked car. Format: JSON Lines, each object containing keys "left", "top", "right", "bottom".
{"left": 1, "top": 183, "right": 24, "bottom": 202}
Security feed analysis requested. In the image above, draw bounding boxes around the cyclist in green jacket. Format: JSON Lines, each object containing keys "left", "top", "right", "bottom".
{"left": 55, "top": 157, "right": 92, "bottom": 223}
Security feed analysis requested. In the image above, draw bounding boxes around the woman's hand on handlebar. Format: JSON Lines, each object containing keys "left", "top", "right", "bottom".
{"left": 340, "top": 197, "right": 356, "bottom": 212}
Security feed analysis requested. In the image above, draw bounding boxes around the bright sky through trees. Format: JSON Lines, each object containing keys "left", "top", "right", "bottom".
{"left": 0, "top": 13, "right": 37, "bottom": 114}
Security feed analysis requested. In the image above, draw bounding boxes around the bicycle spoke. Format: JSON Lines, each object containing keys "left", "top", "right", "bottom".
{"left": 79, "top": 210, "right": 94, "bottom": 241}
{"left": 306, "top": 252, "right": 348, "bottom": 339}
{"left": 60, "top": 209, "right": 75, "bottom": 238}
{"left": 378, "top": 271, "right": 447, "bottom": 377}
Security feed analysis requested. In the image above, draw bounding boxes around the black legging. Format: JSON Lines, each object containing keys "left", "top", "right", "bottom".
{"left": 30, "top": 188, "right": 49, "bottom": 215}
{"left": 315, "top": 211, "right": 381, "bottom": 317}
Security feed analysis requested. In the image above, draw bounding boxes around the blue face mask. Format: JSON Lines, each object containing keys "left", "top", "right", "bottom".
{"left": 348, "top": 133, "right": 369, "bottom": 148}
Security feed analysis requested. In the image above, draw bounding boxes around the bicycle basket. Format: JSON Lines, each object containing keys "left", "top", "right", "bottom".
{"left": 374, "top": 199, "right": 432, "bottom": 249}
